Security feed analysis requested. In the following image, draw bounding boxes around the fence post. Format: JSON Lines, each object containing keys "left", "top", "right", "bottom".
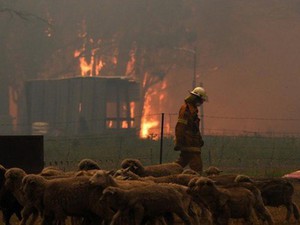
{"left": 159, "top": 113, "right": 165, "bottom": 164}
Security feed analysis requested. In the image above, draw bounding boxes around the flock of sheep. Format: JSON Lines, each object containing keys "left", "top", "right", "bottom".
{"left": 0, "top": 158, "right": 299, "bottom": 225}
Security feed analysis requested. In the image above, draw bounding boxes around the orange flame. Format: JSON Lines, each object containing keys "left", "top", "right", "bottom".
{"left": 126, "top": 48, "right": 136, "bottom": 76}
{"left": 140, "top": 88, "right": 159, "bottom": 138}
{"left": 107, "top": 120, "right": 113, "bottom": 128}
{"left": 74, "top": 48, "right": 105, "bottom": 76}
{"left": 130, "top": 102, "right": 135, "bottom": 127}
{"left": 122, "top": 121, "right": 128, "bottom": 128}
{"left": 140, "top": 80, "right": 168, "bottom": 139}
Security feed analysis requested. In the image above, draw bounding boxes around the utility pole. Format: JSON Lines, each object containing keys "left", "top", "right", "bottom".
{"left": 174, "top": 47, "right": 197, "bottom": 89}
{"left": 193, "top": 46, "right": 197, "bottom": 89}
{"left": 175, "top": 46, "right": 204, "bottom": 135}
{"left": 199, "top": 82, "right": 204, "bottom": 136}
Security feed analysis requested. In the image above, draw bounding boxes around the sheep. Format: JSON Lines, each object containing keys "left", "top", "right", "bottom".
{"left": 92, "top": 170, "right": 212, "bottom": 225}
{"left": 187, "top": 177, "right": 257, "bottom": 225}
{"left": 90, "top": 171, "right": 208, "bottom": 225}
{"left": 113, "top": 168, "right": 199, "bottom": 186}
{"left": 77, "top": 158, "right": 101, "bottom": 171}
{"left": 89, "top": 170, "right": 151, "bottom": 189}
{"left": 5, "top": 167, "right": 78, "bottom": 225}
{"left": 39, "top": 166, "right": 65, "bottom": 177}
{"left": 120, "top": 158, "right": 183, "bottom": 177}
{"left": 182, "top": 169, "right": 200, "bottom": 175}
{"left": 207, "top": 174, "right": 238, "bottom": 185}
{"left": 228, "top": 175, "right": 275, "bottom": 225}
{"left": 4, "top": 168, "right": 39, "bottom": 225}
{"left": 100, "top": 185, "right": 193, "bottom": 225}
{"left": 209, "top": 173, "right": 300, "bottom": 223}
{"left": 204, "top": 166, "right": 223, "bottom": 176}
{"left": 0, "top": 165, "right": 22, "bottom": 225}
{"left": 253, "top": 177, "right": 300, "bottom": 223}
{"left": 21, "top": 173, "right": 113, "bottom": 225}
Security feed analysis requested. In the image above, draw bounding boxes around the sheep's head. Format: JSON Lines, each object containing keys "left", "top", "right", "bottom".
{"left": 187, "top": 177, "right": 199, "bottom": 195}
{"left": 204, "top": 166, "right": 223, "bottom": 176}
{"left": 120, "top": 159, "right": 144, "bottom": 175}
{"left": 182, "top": 169, "right": 200, "bottom": 176}
{"left": 40, "top": 166, "right": 63, "bottom": 177}
{"left": 100, "top": 186, "right": 122, "bottom": 207}
{"left": 113, "top": 167, "right": 140, "bottom": 180}
{"left": 188, "top": 177, "right": 216, "bottom": 196}
{"left": 21, "top": 174, "right": 46, "bottom": 201}
{"left": 89, "top": 170, "right": 115, "bottom": 188}
{"left": 4, "top": 168, "right": 26, "bottom": 192}
{"left": 78, "top": 158, "right": 101, "bottom": 171}
{"left": 234, "top": 174, "right": 254, "bottom": 183}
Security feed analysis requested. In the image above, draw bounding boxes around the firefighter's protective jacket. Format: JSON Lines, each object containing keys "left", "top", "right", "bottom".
{"left": 174, "top": 102, "right": 204, "bottom": 152}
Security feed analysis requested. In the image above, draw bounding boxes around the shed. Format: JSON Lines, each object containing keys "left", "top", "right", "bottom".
{"left": 24, "top": 76, "right": 140, "bottom": 136}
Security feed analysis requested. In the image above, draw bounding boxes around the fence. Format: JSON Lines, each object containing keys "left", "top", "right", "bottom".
{"left": 43, "top": 133, "right": 300, "bottom": 177}
{"left": 1, "top": 112, "right": 300, "bottom": 176}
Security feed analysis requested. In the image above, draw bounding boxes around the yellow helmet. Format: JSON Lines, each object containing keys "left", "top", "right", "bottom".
{"left": 190, "top": 87, "right": 208, "bottom": 101}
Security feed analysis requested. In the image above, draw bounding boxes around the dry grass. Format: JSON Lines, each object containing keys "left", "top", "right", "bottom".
{"left": 4, "top": 180, "right": 300, "bottom": 225}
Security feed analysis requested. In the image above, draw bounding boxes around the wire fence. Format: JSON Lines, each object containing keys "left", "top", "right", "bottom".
{"left": 41, "top": 133, "right": 300, "bottom": 177}
{"left": 1, "top": 112, "right": 300, "bottom": 137}
{"left": 2, "top": 112, "right": 300, "bottom": 176}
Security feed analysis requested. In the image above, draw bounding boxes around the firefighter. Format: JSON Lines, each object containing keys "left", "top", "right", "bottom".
{"left": 174, "top": 86, "right": 207, "bottom": 174}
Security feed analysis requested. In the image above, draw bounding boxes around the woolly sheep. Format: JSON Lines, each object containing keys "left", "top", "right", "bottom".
{"left": 120, "top": 158, "right": 183, "bottom": 177}
{"left": 22, "top": 174, "right": 113, "bottom": 225}
{"left": 187, "top": 177, "right": 257, "bottom": 225}
{"left": 77, "top": 158, "right": 101, "bottom": 171}
{"left": 5, "top": 168, "right": 39, "bottom": 225}
{"left": 100, "top": 184, "right": 193, "bottom": 225}
{"left": 0, "top": 165, "right": 22, "bottom": 225}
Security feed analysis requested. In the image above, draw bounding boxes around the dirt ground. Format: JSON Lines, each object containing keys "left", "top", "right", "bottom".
{"left": 5, "top": 179, "right": 300, "bottom": 225}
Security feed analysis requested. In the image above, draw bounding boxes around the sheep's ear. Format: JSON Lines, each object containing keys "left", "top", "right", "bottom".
{"left": 188, "top": 178, "right": 197, "bottom": 187}
{"left": 107, "top": 170, "right": 115, "bottom": 176}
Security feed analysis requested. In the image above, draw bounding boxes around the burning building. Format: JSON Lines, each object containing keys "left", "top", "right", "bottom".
{"left": 24, "top": 76, "right": 140, "bottom": 136}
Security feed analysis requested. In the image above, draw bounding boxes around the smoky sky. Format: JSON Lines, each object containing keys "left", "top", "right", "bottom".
{"left": 1, "top": 0, "right": 300, "bottom": 135}
{"left": 161, "top": 1, "right": 300, "bottom": 135}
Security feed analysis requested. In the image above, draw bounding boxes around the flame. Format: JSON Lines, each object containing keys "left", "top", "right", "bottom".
{"left": 140, "top": 88, "right": 159, "bottom": 138}
{"left": 74, "top": 48, "right": 105, "bottom": 76}
{"left": 126, "top": 48, "right": 136, "bottom": 76}
{"left": 107, "top": 120, "right": 113, "bottom": 128}
{"left": 9, "top": 86, "right": 17, "bottom": 129}
{"left": 130, "top": 102, "right": 135, "bottom": 127}
{"left": 140, "top": 80, "right": 169, "bottom": 139}
{"left": 122, "top": 121, "right": 128, "bottom": 128}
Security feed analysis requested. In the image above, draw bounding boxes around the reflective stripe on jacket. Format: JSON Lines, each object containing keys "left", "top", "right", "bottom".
{"left": 175, "top": 102, "right": 203, "bottom": 150}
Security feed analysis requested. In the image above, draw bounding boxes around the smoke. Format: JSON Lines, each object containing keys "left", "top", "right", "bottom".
{"left": 162, "top": 1, "right": 300, "bottom": 135}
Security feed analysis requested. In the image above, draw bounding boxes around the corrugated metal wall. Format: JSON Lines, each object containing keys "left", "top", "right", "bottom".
{"left": 24, "top": 77, "right": 139, "bottom": 136}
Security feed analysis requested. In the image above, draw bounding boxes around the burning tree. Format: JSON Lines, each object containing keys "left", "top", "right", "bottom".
{"left": 69, "top": 1, "right": 198, "bottom": 137}
{"left": 1, "top": 0, "right": 198, "bottom": 136}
